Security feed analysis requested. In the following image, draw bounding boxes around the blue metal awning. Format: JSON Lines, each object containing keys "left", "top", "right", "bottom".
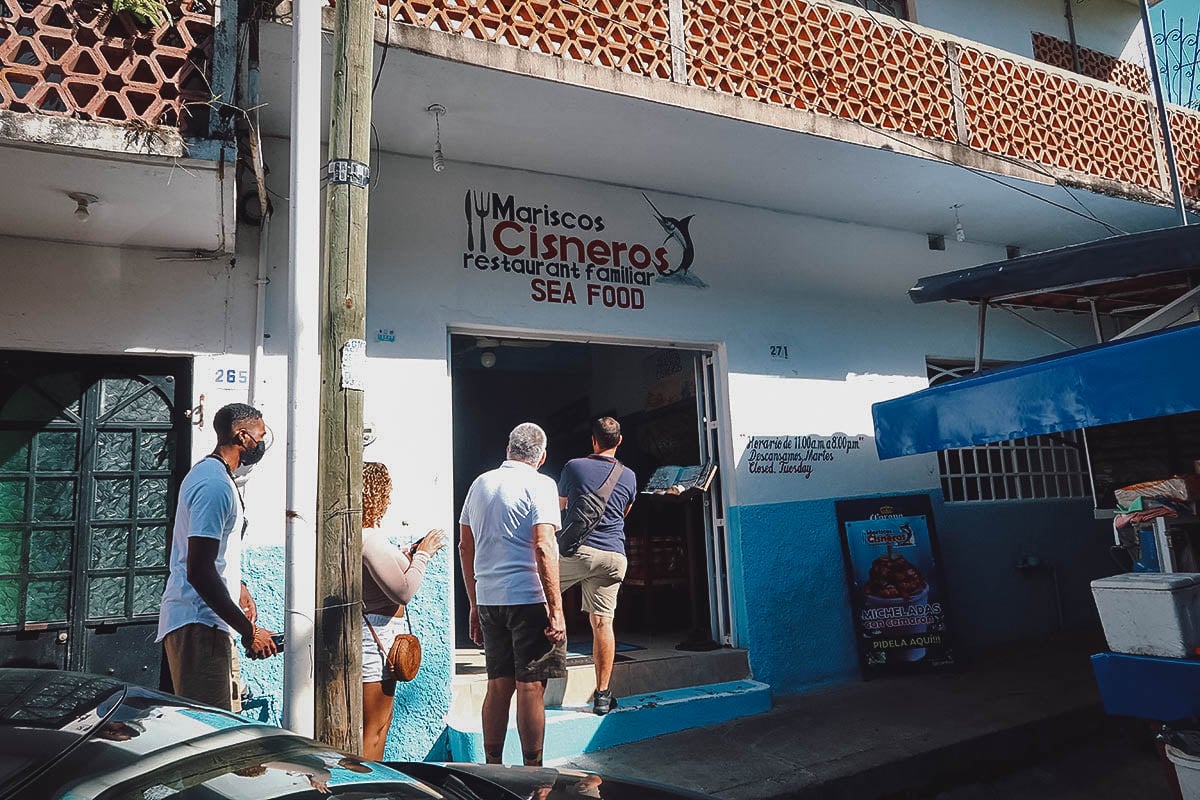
{"left": 872, "top": 322, "right": 1200, "bottom": 460}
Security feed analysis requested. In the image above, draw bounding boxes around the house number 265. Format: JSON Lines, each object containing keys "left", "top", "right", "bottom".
{"left": 215, "top": 368, "right": 249, "bottom": 385}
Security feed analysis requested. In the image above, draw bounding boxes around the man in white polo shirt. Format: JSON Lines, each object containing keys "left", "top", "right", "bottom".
{"left": 459, "top": 422, "right": 566, "bottom": 767}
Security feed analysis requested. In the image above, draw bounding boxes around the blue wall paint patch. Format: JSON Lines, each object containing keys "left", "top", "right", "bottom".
{"left": 240, "top": 544, "right": 453, "bottom": 759}
{"left": 732, "top": 499, "right": 860, "bottom": 692}
{"left": 384, "top": 547, "right": 453, "bottom": 760}
{"left": 240, "top": 548, "right": 284, "bottom": 726}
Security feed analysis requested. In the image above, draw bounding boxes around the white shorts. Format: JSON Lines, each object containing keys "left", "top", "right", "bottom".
{"left": 362, "top": 612, "right": 409, "bottom": 683}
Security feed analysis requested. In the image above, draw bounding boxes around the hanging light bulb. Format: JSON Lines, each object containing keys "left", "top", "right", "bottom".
{"left": 68, "top": 192, "right": 98, "bottom": 223}
{"left": 427, "top": 104, "right": 446, "bottom": 173}
{"left": 951, "top": 204, "right": 966, "bottom": 242}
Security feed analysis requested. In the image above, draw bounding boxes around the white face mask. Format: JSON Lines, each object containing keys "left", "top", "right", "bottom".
{"left": 232, "top": 462, "right": 255, "bottom": 485}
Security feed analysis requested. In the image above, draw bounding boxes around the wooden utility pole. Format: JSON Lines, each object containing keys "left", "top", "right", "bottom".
{"left": 314, "top": 0, "right": 374, "bottom": 751}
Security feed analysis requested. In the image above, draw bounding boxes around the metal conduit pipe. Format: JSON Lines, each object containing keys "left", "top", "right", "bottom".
{"left": 282, "top": 0, "right": 322, "bottom": 738}
{"left": 248, "top": 213, "right": 270, "bottom": 407}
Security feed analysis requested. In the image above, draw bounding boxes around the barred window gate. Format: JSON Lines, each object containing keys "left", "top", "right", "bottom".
{"left": 927, "top": 359, "right": 1091, "bottom": 503}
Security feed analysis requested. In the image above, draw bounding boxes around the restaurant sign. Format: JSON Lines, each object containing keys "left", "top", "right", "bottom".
{"left": 460, "top": 189, "right": 705, "bottom": 311}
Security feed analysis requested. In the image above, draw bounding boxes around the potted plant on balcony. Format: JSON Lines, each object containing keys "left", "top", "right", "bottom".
{"left": 107, "top": 0, "right": 169, "bottom": 28}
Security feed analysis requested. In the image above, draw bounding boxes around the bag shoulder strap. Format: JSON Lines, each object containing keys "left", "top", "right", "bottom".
{"left": 362, "top": 607, "right": 388, "bottom": 654}
{"left": 595, "top": 459, "right": 623, "bottom": 505}
{"left": 363, "top": 604, "right": 414, "bottom": 653}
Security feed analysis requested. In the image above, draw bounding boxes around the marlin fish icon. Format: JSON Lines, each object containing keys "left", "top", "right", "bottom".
{"left": 643, "top": 193, "right": 695, "bottom": 276}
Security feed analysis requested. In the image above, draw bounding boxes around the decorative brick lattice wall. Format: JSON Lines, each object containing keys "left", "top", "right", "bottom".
{"left": 0, "top": 0, "right": 216, "bottom": 136}
{"left": 368, "top": 0, "right": 1193, "bottom": 201}
{"left": 958, "top": 45, "right": 1160, "bottom": 188}
{"left": 1169, "top": 107, "right": 1200, "bottom": 200}
{"left": 1031, "top": 32, "right": 1151, "bottom": 96}
{"left": 683, "top": 0, "right": 955, "bottom": 141}
{"left": 384, "top": 0, "right": 672, "bottom": 79}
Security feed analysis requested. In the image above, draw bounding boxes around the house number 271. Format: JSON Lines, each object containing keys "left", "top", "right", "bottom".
{"left": 770, "top": 345, "right": 789, "bottom": 360}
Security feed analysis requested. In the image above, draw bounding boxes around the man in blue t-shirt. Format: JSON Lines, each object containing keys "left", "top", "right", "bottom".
{"left": 557, "top": 417, "right": 637, "bottom": 715}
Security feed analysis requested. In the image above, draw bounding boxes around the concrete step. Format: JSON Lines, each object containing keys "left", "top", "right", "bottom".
{"left": 445, "top": 679, "right": 771, "bottom": 765}
{"left": 450, "top": 647, "right": 751, "bottom": 718}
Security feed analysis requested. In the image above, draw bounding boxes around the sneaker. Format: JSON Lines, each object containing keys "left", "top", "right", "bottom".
{"left": 593, "top": 689, "right": 617, "bottom": 716}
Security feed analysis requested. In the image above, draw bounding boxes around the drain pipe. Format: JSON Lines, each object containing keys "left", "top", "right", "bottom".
{"left": 1063, "top": 0, "right": 1082, "bottom": 74}
{"left": 282, "top": 0, "right": 322, "bottom": 737}
{"left": 244, "top": 15, "right": 271, "bottom": 407}
{"left": 1018, "top": 556, "right": 1065, "bottom": 632}
{"left": 247, "top": 213, "right": 270, "bottom": 406}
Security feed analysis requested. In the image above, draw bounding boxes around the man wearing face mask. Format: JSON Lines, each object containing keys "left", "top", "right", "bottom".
{"left": 157, "top": 403, "right": 279, "bottom": 711}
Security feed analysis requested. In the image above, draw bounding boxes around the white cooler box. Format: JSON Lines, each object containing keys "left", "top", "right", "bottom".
{"left": 1168, "top": 746, "right": 1200, "bottom": 800}
{"left": 1091, "top": 572, "right": 1200, "bottom": 658}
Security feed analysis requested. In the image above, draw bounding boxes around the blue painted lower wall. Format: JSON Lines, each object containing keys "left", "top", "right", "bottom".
{"left": 725, "top": 493, "right": 1115, "bottom": 694}
{"left": 240, "top": 543, "right": 453, "bottom": 759}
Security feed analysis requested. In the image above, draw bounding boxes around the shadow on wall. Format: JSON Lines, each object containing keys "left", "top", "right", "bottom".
{"left": 936, "top": 497, "right": 1115, "bottom": 650}
{"left": 238, "top": 544, "right": 454, "bottom": 761}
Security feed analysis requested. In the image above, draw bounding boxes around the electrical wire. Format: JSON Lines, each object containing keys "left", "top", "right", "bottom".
{"left": 369, "top": 5, "right": 393, "bottom": 194}
{"left": 372, "top": 2, "right": 392, "bottom": 98}
{"left": 554, "top": 0, "right": 1130, "bottom": 236}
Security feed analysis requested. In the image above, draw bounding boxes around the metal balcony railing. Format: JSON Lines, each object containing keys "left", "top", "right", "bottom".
{"left": 0, "top": 0, "right": 220, "bottom": 141}
{"left": 372, "top": 0, "right": 1200, "bottom": 201}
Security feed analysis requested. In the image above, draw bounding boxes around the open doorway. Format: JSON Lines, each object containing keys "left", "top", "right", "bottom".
{"left": 450, "top": 333, "right": 729, "bottom": 673}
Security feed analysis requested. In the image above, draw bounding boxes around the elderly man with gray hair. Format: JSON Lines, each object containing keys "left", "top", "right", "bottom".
{"left": 459, "top": 422, "right": 567, "bottom": 767}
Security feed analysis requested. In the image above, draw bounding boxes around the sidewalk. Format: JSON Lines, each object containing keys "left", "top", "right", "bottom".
{"left": 561, "top": 633, "right": 1118, "bottom": 799}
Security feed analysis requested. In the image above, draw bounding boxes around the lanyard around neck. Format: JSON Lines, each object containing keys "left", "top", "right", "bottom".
{"left": 206, "top": 454, "right": 246, "bottom": 514}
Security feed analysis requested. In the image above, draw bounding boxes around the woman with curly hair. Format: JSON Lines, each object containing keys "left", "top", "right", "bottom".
{"left": 360, "top": 461, "right": 445, "bottom": 759}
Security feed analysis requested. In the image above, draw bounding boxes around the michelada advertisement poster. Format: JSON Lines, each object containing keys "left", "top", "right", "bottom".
{"left": 836, "top": 494, "right": 955, "bottom": 678}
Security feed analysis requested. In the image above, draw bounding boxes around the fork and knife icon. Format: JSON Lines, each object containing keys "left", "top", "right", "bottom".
{"left": 465, "top": 190, "right": 490, "bottom": 252}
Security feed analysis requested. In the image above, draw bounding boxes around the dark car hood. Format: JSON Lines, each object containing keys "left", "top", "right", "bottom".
{"left": 0, "top": 668, "right": 279, "bottom": 800}
{"left": 0, "top": 669, "right": 713, "bottom": 800}
{"left": 0, "top": 669, "right": 129, "bottom": 796}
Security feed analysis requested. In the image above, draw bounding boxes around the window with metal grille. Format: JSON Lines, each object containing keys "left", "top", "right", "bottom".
{"left": 861, "top": 0, "right": 910, "bottom": 19}
{"left": 927, "top": 359, "right": 1092, "bottom": 503}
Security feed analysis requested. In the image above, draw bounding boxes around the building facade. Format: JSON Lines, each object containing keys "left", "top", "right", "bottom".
{"left": 1, "top": 0, "right": 1197, "bottom": 763}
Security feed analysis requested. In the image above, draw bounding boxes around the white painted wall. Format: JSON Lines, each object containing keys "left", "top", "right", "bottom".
{"left": 912, "top": 0, "right": 1144, "bottom": 62}
{"left": 0, "top": 139, "right": 1100, "bottom": 550}
{"left": 253, "top": 141, "right": 1093, "bottom": 527}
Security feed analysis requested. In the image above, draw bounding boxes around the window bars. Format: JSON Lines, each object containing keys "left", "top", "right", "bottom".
{"left": 927, "top": 359, "right": 1091, "bottom": 503}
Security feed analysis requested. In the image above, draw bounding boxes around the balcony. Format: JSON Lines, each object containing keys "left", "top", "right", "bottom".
{"left": 363, "top": 0, "right": 1197, "bottom": 205}
{"left": 0, "top": 0, "right": 236, "bottom": 251}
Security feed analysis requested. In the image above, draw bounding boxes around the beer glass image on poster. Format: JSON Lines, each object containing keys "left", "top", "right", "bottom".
{"left": 844, "top": 515, "right": 946, "bottom": 666}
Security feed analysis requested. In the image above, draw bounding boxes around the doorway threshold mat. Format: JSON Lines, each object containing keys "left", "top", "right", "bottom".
{"left": 566, "top": 641, "right": 644, "bottom": 656}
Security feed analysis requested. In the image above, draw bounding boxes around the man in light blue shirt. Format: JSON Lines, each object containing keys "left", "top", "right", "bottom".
{"left": 459, "top": 422, "right": 566, "bottom": 767}
{"left": 157, "top": 403, "right": 279, "bottom": 710}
